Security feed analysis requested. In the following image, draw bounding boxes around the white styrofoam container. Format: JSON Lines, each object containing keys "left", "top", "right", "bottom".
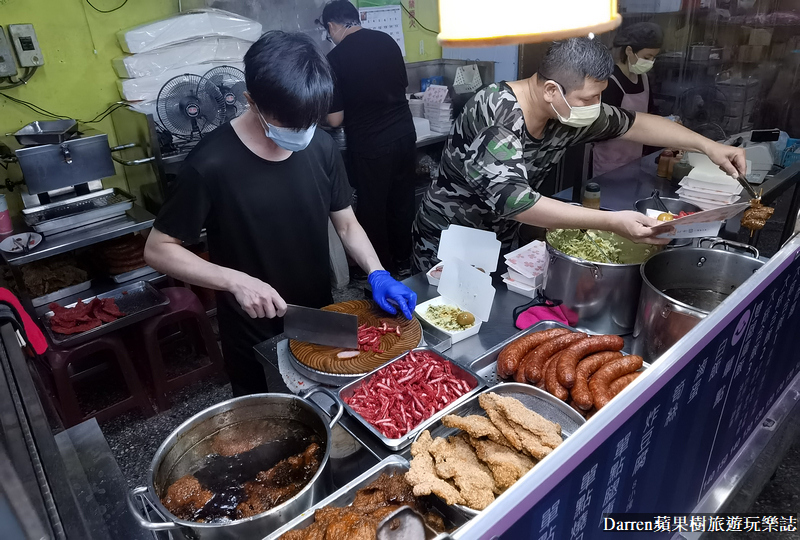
{"left": 426, "top": 263, "right": 444, "bottom": 286}
{"left": 117, "top": 61, "right": 244, "bottom": 101}
{"left": 501, "top": 273, "right": 539, "bottom": 299}
{"left": 117, "top": 9, "right": 262, "bottom": 54}
{"left": 415, "top": 296, "right": 482, "bottom": 344}
{"left": 113, "top": 37, "right": 252, "bottom": 79}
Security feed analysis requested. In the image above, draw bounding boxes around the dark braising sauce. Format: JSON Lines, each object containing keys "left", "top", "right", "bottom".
{"left": 161, "top": 419, "right": 321, "bottom": 523}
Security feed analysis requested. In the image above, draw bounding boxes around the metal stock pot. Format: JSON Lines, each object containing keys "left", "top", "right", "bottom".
{"left": 126, "top": 389, "right": 343, "bottom": 540}
{"left": 544, "top": 229, "right": 661, "bottom": 335}
{"left": 632, "top": 240, "right": 764, "bottom": 362}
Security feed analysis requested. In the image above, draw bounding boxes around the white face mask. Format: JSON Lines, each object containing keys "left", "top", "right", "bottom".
{"left": 254, "top": 105, "right": 316, "bottom": 151}
{"left": 551, "top": 84, "right": 601, "bottom": 128}
{"left": 629, "top": 53, "right": 654, "bottom": 75}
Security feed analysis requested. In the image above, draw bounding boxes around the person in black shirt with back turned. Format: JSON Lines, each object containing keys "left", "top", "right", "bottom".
{"left": 144, "top": 31, "right": 417, "bottom": 397}
{"left": 322, "top": 0, "right": 417, "bottom": 277}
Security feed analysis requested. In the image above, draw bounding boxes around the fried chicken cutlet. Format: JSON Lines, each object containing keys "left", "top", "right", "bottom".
{"left": 405, "top": 431, "right": 465, "bottom": 506}
{"left": 468, "top": 436, "right": 536, "bottom": 490}
{"left": 429, "top": 434, "right": 497, "bottom": 510}
{"left": 441, "top": 414, "right": 511, "bottom": 447}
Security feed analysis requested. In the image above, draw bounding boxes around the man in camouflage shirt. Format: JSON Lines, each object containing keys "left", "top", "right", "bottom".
{"left": 412, "top": 38, "right": 746, "bottom": 272}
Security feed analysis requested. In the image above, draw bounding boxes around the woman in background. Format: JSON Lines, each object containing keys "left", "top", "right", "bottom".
{"left": 593, "top": 22, "right": 663, "bottom": 177}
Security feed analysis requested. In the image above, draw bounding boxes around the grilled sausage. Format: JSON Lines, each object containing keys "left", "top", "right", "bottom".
{"left": 519, "top": 332, "right": 588, "bottom": 384}
{"left": 545, "top": 349, "right": 570, "bottom": 401}
{"left": 556, "top": 335, "right": 625, "bottom": 389}
{"left": 572, "top": 351, "right": 624, "bottom": 410}
{"left": 568, "top": 399, "right": 589, "bottom": 419}
{"left": 609, "top": 372, "right": 642, "bottom": 397}
{"left": 536, "top": 351, "right": 562, "bottom": 389}
{"left": 589, "top": 355, "right": 644, "bottom": 409}
{"left": 496, "top": 328, "right": 571, "bottom": 379}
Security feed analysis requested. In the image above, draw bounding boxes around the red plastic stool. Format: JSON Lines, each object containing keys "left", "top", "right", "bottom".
{"left": 44, "top": 333, "right": 155, "bottom": 428}
{"left": 138, "top": 287, "right": 224, "bottom": 410}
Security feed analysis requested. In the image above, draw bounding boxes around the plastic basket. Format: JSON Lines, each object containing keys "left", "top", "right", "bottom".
{"left": 782, "top": 138, "right": 800, "bottom": 167}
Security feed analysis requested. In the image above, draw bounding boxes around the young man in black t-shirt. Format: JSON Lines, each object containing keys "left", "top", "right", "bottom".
{"left": 322, "top": 0, "right": 416, "bottom": 277}
{"left": 145, "top": 31, "right": 417, "bottom": 396}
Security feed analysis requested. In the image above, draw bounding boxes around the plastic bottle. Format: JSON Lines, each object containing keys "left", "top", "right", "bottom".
{"left": 0, "top": 195, "right": 12, "bottom": 235}
{"left": 657, "top": 150, "right": 674, "bottom": 178}
{"left": 582, "top": 183, "right": 601, "bottom": 210}
{"left": 672, "top": 153, "right": 693, "bottom": 183}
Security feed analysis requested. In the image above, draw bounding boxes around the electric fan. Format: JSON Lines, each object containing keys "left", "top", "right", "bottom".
{"left": 197, "top": 65, "right": 248, "bottom": 122}
{"left": 156, "top": 74, "right": 226, "bottom": 140}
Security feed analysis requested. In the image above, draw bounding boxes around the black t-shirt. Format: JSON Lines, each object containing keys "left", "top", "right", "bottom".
{"left": 327, "top": 28, "right": 415, "bottom": 152}
{"left": 154, "top": 122, "right": 353, "bottom": 342}
{"left": 602, "top": 64, "right": 655, "bottom": 113}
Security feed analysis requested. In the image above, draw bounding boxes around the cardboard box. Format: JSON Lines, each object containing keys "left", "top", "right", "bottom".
{"left": 738, "top": 45, "right": 765, "bottom": 63}
{"left": 746, "top": 27, "right": 773, "bottom": 47}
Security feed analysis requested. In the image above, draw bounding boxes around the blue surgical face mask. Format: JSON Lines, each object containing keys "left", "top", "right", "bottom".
{"left": 255, "top": 105, "right": 316, "bottom": 151}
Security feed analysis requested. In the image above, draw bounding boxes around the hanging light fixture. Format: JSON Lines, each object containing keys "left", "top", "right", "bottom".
{"left": 438, "top": 0, "right": 621, "bottom": 47}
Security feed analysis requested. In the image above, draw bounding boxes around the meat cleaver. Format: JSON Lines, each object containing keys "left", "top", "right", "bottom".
{"left": 284, "top": 304, "right": 359, "bottom": 349}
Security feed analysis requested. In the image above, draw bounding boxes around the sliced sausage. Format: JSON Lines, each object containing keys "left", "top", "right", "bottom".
{"left": 589, "top": 355, "right": 644, "bottom": 409}
{"left": 571, "top": 351, "right": 624, "bottom": 410}
{"left": 556, "top": 335, "right": 625, "bottom": 389}
{"left": 545, "top": 349, "right": 570, "bottom": 401}
{"left": 519, "top": 332, "right": 588, "bottom": 384}
{"left": 496, "top": 328, "right": 571, "bottom": 379}
{"left": 609, "top": 372, "right": 642, "bottom": 397}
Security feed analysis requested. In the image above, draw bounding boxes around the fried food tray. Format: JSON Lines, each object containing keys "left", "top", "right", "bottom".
{"left": 42, "top": 280, "right": 169, "bottom": 347}
{"left": 412, "top": 382, "right": 586, "bottom": 517}
{"left": 263, "top": 455, "right": 470, "bottom": 540}
{"left": 338, "top": 348, "right": 486, "bottom": 452}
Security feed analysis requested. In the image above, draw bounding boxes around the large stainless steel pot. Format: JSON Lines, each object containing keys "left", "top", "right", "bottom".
{"left": 126, "top": 388, "right": 343, "bottom": 540}
{"left": 544, "top": 229, "right": 661, "bottom": 335}
{"left": 632, "top": 240, "right": 764, "bottom": 362}
{"left": 634, "top": 197, "right": 703, "bottom": 248}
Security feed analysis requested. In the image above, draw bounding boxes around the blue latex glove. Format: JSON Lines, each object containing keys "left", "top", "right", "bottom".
{"left": 368, "top": 270, "right": 417, "bottom": 320}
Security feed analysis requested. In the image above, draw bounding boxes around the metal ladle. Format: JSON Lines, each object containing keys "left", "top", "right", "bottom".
{"left": 650, "top": 190, "right": 670, "bottom": 213}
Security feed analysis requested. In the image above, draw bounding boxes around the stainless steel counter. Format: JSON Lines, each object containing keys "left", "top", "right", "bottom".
{"left": 2, "top": 204, "right": 155, "bottom": 267}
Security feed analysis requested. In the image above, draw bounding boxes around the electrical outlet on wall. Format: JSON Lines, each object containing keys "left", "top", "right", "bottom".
{"left": 0, "top": 27, "right": 17, "bottom": 78}
{"left": 9, "top": 24, "right": 44, "bottom": 68}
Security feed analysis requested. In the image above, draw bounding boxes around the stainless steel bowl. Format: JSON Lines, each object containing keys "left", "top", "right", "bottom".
{"left": 126, "top": 389, "right": 343, "bottom": 540}
{"left": 634, "top": 197, "right": 703, "bottom": 248}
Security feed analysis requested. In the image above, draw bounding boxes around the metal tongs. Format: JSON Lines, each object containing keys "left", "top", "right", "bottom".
{"left": 580, "top": 229, "right": 613, "bottom": 263}
{"left": 734, "top": 173, "right": 759, "bottom": 200}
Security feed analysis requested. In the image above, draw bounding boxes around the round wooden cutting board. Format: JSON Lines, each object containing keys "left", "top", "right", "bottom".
{"left": 289, "top": 300, "right": 422, "bottom": 375}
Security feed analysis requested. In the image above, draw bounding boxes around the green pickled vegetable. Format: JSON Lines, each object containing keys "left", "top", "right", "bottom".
{"left": 548, "top": 229, "right": 623, "bottom": 263}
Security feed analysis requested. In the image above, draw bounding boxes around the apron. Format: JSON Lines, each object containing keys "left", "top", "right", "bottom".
{"left": 593, "top": 73, "right": 649, "bottom": 177}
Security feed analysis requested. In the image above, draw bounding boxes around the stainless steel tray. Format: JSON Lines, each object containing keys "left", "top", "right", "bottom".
{"left": 469, "top": 320, "right": 644, "bottom": 385}
{"left": 15, "top": 119, "right": 78, "bottom": 145}
{"left": 412, "top": 382, "right": 586, "bottom": 517}
{"left": 23, "top": 188, "right": 135, "bottom": 233}
{"left": 43, "top": 280, "right": 169, "bottom": 347}
{"left": 288, "top": 334, "right": 425, "bottom": 387}
{"left": 112, "top": 265, "right": 155, "bottom": 283}
{"left": 338, "top": 347, "right": 487, "bottom": 451}
{"left": 288, "top": 352, "right": 369, "bottom": 386}
{"left": 31, "top": 279, "right": 93, "bottom": 308}
{"left": 264, "top": 455, "right": 469, "bottom": 540}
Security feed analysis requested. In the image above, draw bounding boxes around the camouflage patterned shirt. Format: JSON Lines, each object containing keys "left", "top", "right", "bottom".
{"left": 412, "top": 82, "right": 635, "bottom": 272}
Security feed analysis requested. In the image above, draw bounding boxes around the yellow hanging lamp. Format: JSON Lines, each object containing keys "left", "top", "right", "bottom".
{"left": 438, "top": 0, "right": 622, "bottom": 47}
